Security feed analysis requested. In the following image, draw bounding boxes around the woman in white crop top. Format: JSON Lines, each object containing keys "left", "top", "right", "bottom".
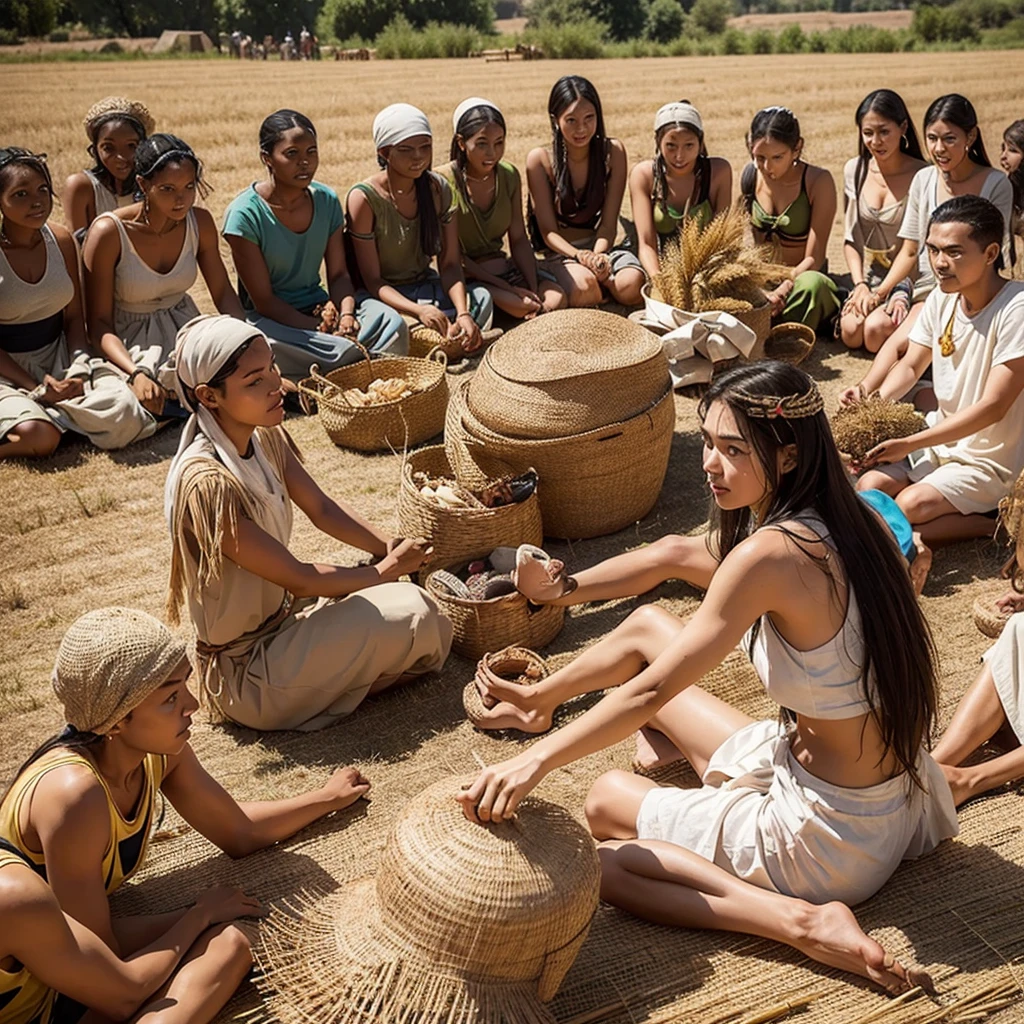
{"left": 461, "top": 360, "right": 957, "bottom": 995}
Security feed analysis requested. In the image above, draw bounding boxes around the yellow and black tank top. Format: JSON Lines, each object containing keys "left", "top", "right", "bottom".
{"left": 0, "top": 750, "right": 165, "bottom": 895}
{"left": 0, "top": 839, "right": 55, "bottom": 1024}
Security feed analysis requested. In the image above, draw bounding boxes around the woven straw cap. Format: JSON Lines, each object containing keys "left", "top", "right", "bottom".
{"left": 53, "top": 607, "right": 187, "bottom": 735}
{"left": 83, "top": 96, "right": 155, "bottom": 139}
{"left": 257, "top": 775, "right": 601, "bottom": 1024}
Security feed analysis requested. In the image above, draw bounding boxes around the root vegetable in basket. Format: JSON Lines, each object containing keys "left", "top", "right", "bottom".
{"left": 830, "top": 396, "right": 926, "bottom": 463}
{"left": 342, "top": 376, "right": 420, "bottom": 406}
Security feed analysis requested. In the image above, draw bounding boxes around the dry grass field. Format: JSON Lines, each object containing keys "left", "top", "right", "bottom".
{"left": 3, "top": 53, "right": 1024, "bottom": 1024}
{"left": 727, "top": 10, "right": 914, "bottom": 31}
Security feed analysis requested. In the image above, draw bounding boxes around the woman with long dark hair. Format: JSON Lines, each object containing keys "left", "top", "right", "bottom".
{"left": 440, "top": 97, "right": 565, "bottom": 319}
{"left": 629, "top": 100, "right": 733, "bottom": 281}
{"left": 347, "top": 103, "right": 491, "bottom": 360}
{"left": 742, "top": 106, "right": 840, "bottom": 332}
{"left": 83, "top": 133, "right": 244, "bottom": 424}
{"left": 1001, "top": 119, "right": 1024, "bottom": 275}
{"left": 847, "top": 94, "right": 1014, "bottom": 400}
{"left": 64, "top": 96, "right": 153, "bottom": 238}
{"left": 527, "top": 75, "right": 645, "bottom": 307}
{"left": 839, "top": 90, "right": 926, "bottom": 351}
{"left": 223, "top": 109, "right": 406, "bottom": 381}
{"left": 460, "top": 360, "right": 956, "bottom": 993}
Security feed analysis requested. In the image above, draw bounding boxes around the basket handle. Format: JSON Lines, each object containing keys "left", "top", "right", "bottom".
{"left": 297, "top": 362, "right": 322, "bottom": 416}
{"left": 350, "top": 340, "right": 373, "bottom": 370}
{"left": 426, "top": 345, "right": 449, "bottom": 370}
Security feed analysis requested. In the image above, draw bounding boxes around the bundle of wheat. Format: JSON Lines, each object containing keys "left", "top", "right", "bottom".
{"left": 653, "top": 206, "right": 789, "bottom": 314}
{"left": 830, "top": 395, "right": 925, "bottom": 462}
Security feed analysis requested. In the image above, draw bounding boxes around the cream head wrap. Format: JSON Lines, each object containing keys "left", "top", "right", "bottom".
{"left": 452, "top": 97, "right": 501, "bottom": 134}
{"left": 373, "top": 103, "right": 432, "bottom": 151}
{"left": 654, "top": 101, "right": 704, "bottom": 136}
{"left": 53, "top": 608, "right": 187, "bottom": 735}
{"left": 163, "top": 315, "right": 289, "bottom": 539}
{"left": 83, "top": 96, "right": 156, "bottom": 140}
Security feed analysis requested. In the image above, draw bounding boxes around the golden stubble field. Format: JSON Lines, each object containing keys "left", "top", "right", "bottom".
{"left": 3, "top": 54, "right": 1024, "bottom": 1023}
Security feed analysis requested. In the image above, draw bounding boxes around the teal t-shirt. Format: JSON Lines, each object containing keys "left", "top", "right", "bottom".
{"left": 222, "top": 180, "right": 344, "bottom": 313}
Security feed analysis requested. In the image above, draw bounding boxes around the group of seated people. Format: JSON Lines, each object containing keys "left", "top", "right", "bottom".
{"left": 3, "top": 78, "right": 1024, "bottom": 1024}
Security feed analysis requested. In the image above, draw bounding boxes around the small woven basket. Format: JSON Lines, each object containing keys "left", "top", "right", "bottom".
{"left": 462, "top": 646, "right": 549, "bottom": 727}
{"left": 765, "top": 321, "right": 815, "bottom": 365}
{"left": 408, "top": 323, "right": 447, "bottom": 358}
{"left": 734, "top": 300, "right": 772, "bottom": 355}
{"left": 297, "top": 343, "right": 448, "bottom": 452}
{"left": 398, "top": 445, "right": 543, "bottom": 579}
{"left": 973, "top": 596, "right": 1009, "bottom": 640}
{"left": 446, "top": 377, "right": 675, "bottom": 540}
{"left": 426, "top": 561, "right": 565, "bottom": 661}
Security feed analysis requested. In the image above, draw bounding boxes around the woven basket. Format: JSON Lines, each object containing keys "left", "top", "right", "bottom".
{"left": 765, "top": 321, "right": 815, "bottom": 365}
{"left": 408, "top": 323, "right": 447, "bottom": 358}
{"left": 426, "top": 560, "right": 565, "bottom": 661}
{"left": 297, "top": 344, "right": 448, "bottom": 452}
{"left": 462, "top": 646, "right": 549, "bottom": 728}
{"left": 398, "top": 445, "right": 543, "bottom": 579}
{"left": 466, "top": 309, "right": 669, "bottom": 440}
{"left": 973, "top": 596, "right": 1009, "bottom": 640}
{"left": 447, "top": 377, "right": 675, "bottom": 540}
{"left": 735, "top": 300, "right": 771, "bottom": 353}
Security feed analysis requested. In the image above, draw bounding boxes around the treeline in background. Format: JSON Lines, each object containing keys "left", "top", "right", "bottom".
{"left": 4, "top": 0, "right": 1024, "bottom": 54}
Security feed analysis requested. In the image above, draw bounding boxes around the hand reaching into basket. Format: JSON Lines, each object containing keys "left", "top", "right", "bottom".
{"left": 378, "top": 536, "right": 433, "bottom": 580}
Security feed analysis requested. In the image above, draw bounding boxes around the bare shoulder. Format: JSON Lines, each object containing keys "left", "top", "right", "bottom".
{"left": 64, "top": 171, "right": 90, "bottom": 195}
{"left": 31, "top": 757, "right": 109, "bottom": 823}
{"left": 526, "top": 147, "right": 551, "bottom": 173}
{"left": 0, "top": 860, "right": 51, "bottom": 917}
{"left": 806, "top": 163, "right": 836, "bottom": 193}
{"left": 630, "top": 158, "right": 655, "bottom": 188}
{"left": 607, "top": 137, "right": 628, "bottom": 164}
{"left": 708, "top": 156, "right": 732, "bottom": 178}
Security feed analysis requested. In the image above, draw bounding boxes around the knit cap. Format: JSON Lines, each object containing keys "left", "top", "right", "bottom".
{"left": 52, "top": 607, "right": 187, "bottom": 734}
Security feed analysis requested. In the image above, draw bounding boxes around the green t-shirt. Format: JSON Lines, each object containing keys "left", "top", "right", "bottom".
{"left": 222, "top": 180, "right": 344, "bottom": 313}
{"left": 440, "top": 159, "right": 519, "bottom": 262}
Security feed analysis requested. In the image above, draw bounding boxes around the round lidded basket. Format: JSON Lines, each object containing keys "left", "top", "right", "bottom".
{"left": 447, "top": 377, "right": 675, "bottom": 541}
{"left": 466, "top": 308, "right": 670, "bottom": 441}
{"left": 398, "top": 445, "right": 543, "bottom": 580}
{"left": 425, "top": 559, "right": 565, "bottom": 661}
{"left": 297, "top": 344, "right": 448, "bottom": 452}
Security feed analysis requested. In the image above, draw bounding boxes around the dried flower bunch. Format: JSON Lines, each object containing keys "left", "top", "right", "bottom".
{"left": 652, "top": 206, "right": 789, "bottom": 314}
{"left": 830, "top": 394, "right": 925, "bottom": 462}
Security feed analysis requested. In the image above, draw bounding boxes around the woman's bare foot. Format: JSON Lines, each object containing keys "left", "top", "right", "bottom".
{"left": 466, "top": 698, "right": 553, "bottom": 734}
{"left": 474, "top": 668, "right": 538, "bottom": 711}
{"left": 633, "top": 726, "right": 686, "bottom": 771}
{"left": 910, "top": 534, "right": 932, "bottom": 595}
{"left": 513, "top": 546, "right": 569, "bottom": 604}
{"left": 793, "top": 901, "right": 933, "bottom": 996}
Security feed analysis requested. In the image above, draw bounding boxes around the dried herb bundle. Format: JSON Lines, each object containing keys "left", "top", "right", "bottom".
{"left": 652, "top": 206, "right": 789, "bottom": 313}
{"left": 830, "top": 395, "right": 925, "bottom": 461}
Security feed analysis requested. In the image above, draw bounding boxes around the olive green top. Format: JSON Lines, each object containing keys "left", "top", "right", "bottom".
{"left": 346, "top": 172, "right": 453, "bottom": 285}
{"left": 440, "top": 159, "right": 519, "bottom": 262}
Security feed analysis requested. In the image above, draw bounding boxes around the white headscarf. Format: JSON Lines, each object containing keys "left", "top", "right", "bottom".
{"left": 654, "top": 102, "right": 703, "bottom": 136}
{"left": 163, "top": 315, "right": 291, "bottom": 542}
{"left": 452, "top": 96, "right": 501, "bottom": 134}
{"left": 373, "top": 103, "right": 432, "bottom": 151}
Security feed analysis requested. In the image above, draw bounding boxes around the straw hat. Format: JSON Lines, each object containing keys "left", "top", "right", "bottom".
{"left": 83, "top": 96, "right": 155, "bottom": 139}
{"left": 52, "top": 607, "right": 187, "bottom": 735}
{"left": 257, "top": 775, "right": 601, "bottom": 1024}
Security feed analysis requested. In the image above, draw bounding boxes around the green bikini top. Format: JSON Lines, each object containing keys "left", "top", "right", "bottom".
{"left": 652, "top": 163, "right": 713, "bottom": 239}
{"left": 748, "top": 164, "right": 811, "bottom": 243}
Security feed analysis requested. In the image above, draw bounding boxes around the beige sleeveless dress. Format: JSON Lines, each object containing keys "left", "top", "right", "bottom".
{"left": 169, "top": 427, "right": 453, "bottom": 732}
{"left": 0, "top": 225, "right": 152, "bottom": 449}
{"left": 97, "top": 209, "right": 201, "bottom": 392}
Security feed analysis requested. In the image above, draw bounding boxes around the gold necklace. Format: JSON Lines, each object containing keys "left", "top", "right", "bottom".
{"left": 939, "top": 301, "right": 958, "bottom": 357}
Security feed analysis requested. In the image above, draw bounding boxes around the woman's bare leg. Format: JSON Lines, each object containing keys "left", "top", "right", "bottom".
{"left": 0, "top": 420, "right": 61, "bottom": 460}
{"left": 839, "top": 308, "right": 866, "bottom": 350}
{"left": 933, "top": 663, "right": 1008, "bottom": 766}
{"left": 604, "top": 267, "right": 645, "bottom": 307}
{"left": 473, "top": 604, "right": 685, "bottom": 732}
{"left": 858, "top": 304, "right": 922, "bottom": 391}
{"left": 130, "top": 923, "right": 252, "bottom": 1024}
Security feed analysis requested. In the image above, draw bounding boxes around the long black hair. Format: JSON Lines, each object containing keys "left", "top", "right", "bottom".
{"left": 741, "top": 106, "right": 802, "bottom": 212}
{"left": 1004, "top": 119, "right": 1024, "bottom": 222}
{"left": 547, "top": 75, "right": 607, "bottom": 216}
{"left": 377, "top": 134, "right": 442, "bottom": 259}
{"left": 852, "top": 89, "right": 924, "bottom": 201}
{"left": 698, "top": 361, "right": 938, "bottom": 788}
{"left": 1, "top": 727, "right": 104, "bottom": 807}
{"left": 135, "top": 133, "right": 211, "bottom": 200}
{"left": 652, "top": 100, "right": 710, "bottom": 217}
{"left": 87, "top": 112, "right": 146, "bottom": 197}
{"left": 0, "top": 147, "right": 54, "bottom": 199}
{"left": 924, "top": 94, "right": 991, "bottom": 168}
{"left": 449, "top": 103, "right": 507, "bottom": 210}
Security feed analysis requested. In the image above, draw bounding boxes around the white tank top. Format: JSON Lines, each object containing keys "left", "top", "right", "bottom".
{"left": 746, "top": 512, "right": 875, "bottom": 720}
{"left": 0, "top": 225, "right": 74, "bottom": 326}
{"left": 84, "top": 169, "right": 136, "bottom": 217}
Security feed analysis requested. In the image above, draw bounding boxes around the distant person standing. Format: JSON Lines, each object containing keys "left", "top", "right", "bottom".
{"left": 300, "top": 26, "right": 311, "bottom": 59}
{"left": 281, "top": 31, "right": 294, "bottom": 60}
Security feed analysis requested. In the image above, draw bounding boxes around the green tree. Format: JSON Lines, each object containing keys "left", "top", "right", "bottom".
{"left": 690, "top": 0, "right": 732, "bottom": 34}
{"left": 406, "top": 0, "right": 493, "bottom": 30}
{"left": 527, "top": 0, "right": 648, "bottom": 39}
{"left": 646, "top": 0, "right": 685, "bottom": 40}
{"left": 1, "top": 0, "right": 57, "bottom": 35}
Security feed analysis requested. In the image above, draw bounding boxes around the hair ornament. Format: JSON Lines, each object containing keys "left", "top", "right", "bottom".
{"left": 732, "top": 384, "right": 824, "bottom": 419}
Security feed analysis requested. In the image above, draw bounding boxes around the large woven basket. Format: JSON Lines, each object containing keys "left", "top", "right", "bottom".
{"left": 466, "top": 309, "right": 669, "bottom": 440}
{"left": 297, "top": 344, "right": 448, "bottom": 452}
{"left": 447, "top": 377, "right": 675, "bottom": 540}
{"left": 398, "top": 445, "right": 543, "bottom": 579}
{"left": 425, "top": 560, "right": 565, "bottom": 661}
{"left": 735, "top": 301, "right": 771, "bottom": 353}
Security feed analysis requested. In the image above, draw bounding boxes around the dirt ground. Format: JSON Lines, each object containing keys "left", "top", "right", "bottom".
{"left": 2, "top": 54, "right": 1024, "bottom": 1024}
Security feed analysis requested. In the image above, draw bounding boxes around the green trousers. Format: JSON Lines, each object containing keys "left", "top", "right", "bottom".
{"left": 782, "top": 271, "right": 840, "bottom": 333}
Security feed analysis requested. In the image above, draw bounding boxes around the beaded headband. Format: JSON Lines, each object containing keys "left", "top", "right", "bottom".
{"left": 731, "top": 384, "right": 824, "bottom": 420}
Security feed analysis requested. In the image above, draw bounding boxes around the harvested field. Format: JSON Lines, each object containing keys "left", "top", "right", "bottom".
{"left": 2, "top": 53, "right": 1024, "bottom": 1024}
{"left": 728, "top": 9, "right": 914, "bottom": 31}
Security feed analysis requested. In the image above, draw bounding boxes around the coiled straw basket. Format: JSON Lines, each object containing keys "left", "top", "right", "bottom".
{"left": 426, "top": 559, "right": 565, "bottom": 661}
{"left": 446, "top": 377, "right": 675, "bottom": 540}
{"left": 297, "top": 344, "right": 448, "bottom": 452}
{"left": 398, "top": 445, "right": 543, "bottom": 579}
